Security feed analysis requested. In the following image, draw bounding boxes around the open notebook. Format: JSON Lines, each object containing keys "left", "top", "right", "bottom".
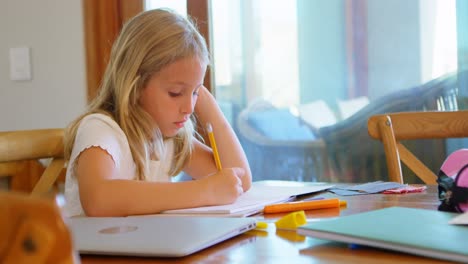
{"left": 298, "top": 207, "right": 468, "bottom": 263}
{"left": 69, "top": 216, "right": 256, "bottom": 257}
{"left": 161, "top": 180, "right": 333, "bottom": 217}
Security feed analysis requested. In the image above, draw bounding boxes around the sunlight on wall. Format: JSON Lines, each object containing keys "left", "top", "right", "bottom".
{"left": 211, "top": 1, "right": 235, "bottom": 87}
{"left": 432, "top": 0, "right": 458, "bottom": 79}
{"left": 211, "top": 0, "right": 300, "bottom": 108}
{"left": 145, "top": 0, "right": 187, "bottom": 16}
{"left": 256, "top": 0, "right": 299, "bottom": 107}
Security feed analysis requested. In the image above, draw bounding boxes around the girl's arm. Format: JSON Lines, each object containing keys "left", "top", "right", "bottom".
{"left": 76, "top": 147, "right": 243, "bottom": 217}
{"left": 186, "top": 86, "right": 252, "bottom": 191}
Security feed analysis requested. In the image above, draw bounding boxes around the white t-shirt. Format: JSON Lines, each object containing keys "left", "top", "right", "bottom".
{"left": 63, "top": 113, "right": 174, "bottom": 217}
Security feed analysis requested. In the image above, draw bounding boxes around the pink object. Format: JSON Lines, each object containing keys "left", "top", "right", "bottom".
{"left": 382, "top": 185, "right": 427, "bottom": 194}
{"left": 440, "top": 149, "right": 468, "bottom": 178}
{"left": 455, "top": 167, "right": 468, "bottom": 212}
{"left": 440, "top": 149, "right": 468, "bottom": 212}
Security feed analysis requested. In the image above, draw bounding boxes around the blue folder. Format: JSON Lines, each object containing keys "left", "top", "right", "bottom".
{"left": 298, "top": 207, "right": 468, "bottom": 263}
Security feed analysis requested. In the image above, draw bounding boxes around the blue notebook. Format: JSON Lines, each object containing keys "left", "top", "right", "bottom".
{"left": 298, "top": 207, "right": 468, "bottom": 263}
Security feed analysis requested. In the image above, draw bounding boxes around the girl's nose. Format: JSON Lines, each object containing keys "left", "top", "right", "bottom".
{"left": 181, "top": 95, "right": 194, "bottom": 114}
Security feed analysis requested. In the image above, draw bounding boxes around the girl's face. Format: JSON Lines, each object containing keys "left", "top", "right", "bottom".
{"left": 140, "top": 56, "right": 206, "bottom": 137}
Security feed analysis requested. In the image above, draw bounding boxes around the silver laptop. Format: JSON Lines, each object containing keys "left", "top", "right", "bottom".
{"left": 68, "top": 216, "right": 256, "bottom": 257}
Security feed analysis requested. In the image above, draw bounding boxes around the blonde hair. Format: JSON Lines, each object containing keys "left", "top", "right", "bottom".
{"left": 64, "top": 9, "right": 210, "bottom": 180}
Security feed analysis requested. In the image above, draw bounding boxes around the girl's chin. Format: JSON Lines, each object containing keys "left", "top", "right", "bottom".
{"left": 163, "top": 128, "right": 181, "bottom": 138}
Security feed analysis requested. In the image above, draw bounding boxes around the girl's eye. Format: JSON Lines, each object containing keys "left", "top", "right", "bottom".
{"left": 169, "top": 92, "right": 182, "bottom": 97}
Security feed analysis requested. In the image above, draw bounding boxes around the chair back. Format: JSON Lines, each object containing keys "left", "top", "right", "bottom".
{"left": 0, "top": 129, "right": 65, "bottom": 196}
{"left": 368, "top": 111, "right": 468, "bottom": 184}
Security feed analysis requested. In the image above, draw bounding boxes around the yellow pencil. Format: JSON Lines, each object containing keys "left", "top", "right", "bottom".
{"left": 207, "top": 123, "right": 222, "bottom": 170}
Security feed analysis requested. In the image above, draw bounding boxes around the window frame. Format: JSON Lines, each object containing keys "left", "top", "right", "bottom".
{"left": 82, "top": 0, "right": 212, "bottom": 102}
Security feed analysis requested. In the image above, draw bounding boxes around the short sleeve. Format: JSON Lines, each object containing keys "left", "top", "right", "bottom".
{"left": 64, "top": 113, "right": 135, "bottom": 216}
{"left": 70, "top": 114, "right": 128, "bottom": 171}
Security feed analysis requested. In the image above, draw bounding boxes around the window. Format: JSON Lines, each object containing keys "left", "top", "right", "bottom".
{"left": 209, "top": 0, "right": 463, "bottom": 183}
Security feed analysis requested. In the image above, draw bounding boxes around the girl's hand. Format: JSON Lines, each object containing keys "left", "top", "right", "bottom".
{"left": 201, "top": 167, "right": 245, "bottom": 205}
{"left": 194, "top": 85, "right": 217, "bottom": 121}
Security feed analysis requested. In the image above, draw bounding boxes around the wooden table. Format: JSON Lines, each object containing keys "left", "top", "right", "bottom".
{"left": 81, "top": 185, "right": 446, "bottom": 264}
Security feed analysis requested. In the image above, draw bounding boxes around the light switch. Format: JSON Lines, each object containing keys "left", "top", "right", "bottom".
{"left": 9, "top": 47, "right": 32, "bottom": 81}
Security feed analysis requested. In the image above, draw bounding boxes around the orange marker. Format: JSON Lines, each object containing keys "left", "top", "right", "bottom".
{"left": 263, "top": 198, "right": 347, "bottom": 214}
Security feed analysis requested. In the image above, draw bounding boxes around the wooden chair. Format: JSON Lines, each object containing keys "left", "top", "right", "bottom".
{"left": 368, "top": 111, "right": 468, "bottom": 184}
{"left": 0, "top": 191, "right": 79, "bottom": 264}
{"left": 0, "top": 129, "right": 65, "bottom": 196}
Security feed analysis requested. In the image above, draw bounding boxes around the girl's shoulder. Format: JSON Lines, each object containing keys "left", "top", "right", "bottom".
{"left": 77, "top": 113, "right": 127, "bottom": 143}
{"left": 73, "top": 113, "right": 131, "bottom": 169}
{"left": 81, "top": 112, "right": 118, "bottom": 127}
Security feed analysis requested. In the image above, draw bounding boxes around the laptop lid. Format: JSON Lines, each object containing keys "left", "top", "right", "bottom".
{"left": 68, "top": 216, "right": 256, "bottom": 257}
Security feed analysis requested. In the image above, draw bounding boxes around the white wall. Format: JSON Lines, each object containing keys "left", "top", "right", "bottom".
{"left": 0, "top": 0, "right": 86, "bottom": 131}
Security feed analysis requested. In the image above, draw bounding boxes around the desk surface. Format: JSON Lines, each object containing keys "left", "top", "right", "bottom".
{"left": 80, "top": 185, "right": 446, "bottom": 264}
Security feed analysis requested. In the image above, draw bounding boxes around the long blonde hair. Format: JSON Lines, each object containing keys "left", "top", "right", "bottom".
{"left": 64, "top": 9, "right": 210, "bottom": 180}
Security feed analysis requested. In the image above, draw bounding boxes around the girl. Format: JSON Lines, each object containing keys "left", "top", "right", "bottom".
{"left": 63, "top": 9, "right": 252, "bottom": 217}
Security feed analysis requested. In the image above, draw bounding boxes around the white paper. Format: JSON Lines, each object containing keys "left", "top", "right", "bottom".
{"left": 449, "top": 211, "right": 468, "bottom": 225}
{"left": 161, "top": 181, "right": 333, "bottom": 216}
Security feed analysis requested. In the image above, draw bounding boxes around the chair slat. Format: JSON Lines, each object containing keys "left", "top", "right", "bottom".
{"left": 377, "top": 115, "right": 403, "bottom": 183}
{"left": 398, "top": 143, "right": 437, "bottom": 184}
{"left": 31, "top": 158, "right": 66, "bottom": 196}
{"left": 376, "top": 111, "right": 468, "bottom": 140}
{"left": 368, "top": 110, "right": 468, "bottom": 184}
{"left": 0, "top": 129, "right": 64, "bottom": 162}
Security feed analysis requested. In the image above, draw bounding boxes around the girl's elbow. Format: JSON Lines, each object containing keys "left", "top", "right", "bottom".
{"left": 83, "top": 205, "right": 105, "bottom": 217}
{"left": 81, "top": 191, "right": 115, "bottom": 217}
{"left": 82, "top": 199, "right": 107, "bottom": 217}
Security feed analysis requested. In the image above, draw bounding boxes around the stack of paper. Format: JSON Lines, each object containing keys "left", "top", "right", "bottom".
{"left": 161, "top": 181, "right": 333, "bottom": 217}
